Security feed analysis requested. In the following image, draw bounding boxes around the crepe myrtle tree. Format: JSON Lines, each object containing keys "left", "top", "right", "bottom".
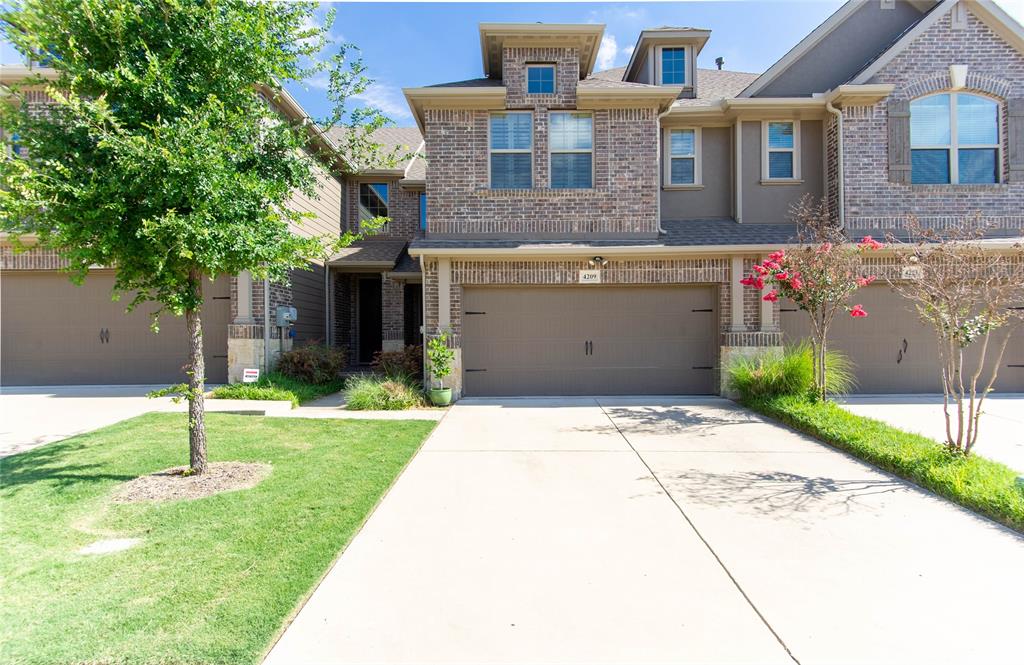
{"left": 886, "top": 217, "right": 1024, "bottom": 456}
{"left": 0, "top": 0, "right": 402, "bottom": 474}
{"left": 740, "top": 197, "right": 883, "bottom": 401}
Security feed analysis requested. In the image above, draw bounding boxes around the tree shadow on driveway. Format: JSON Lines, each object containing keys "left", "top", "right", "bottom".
{"left": 649, "top": 469, "right": 906, "bottom": 522}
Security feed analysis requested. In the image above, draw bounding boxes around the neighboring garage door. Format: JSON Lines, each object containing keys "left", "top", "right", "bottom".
{"left": 781, "top": 285, "right": 1024, "bottom": 393}
{"left": 461, "top": 285, "right": 718, "bottom": 396}
{"left": 1, "top": 271, "right": 230, "bottom": 385}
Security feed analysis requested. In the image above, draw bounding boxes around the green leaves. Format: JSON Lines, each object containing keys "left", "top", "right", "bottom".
{"left": 0, "top": 0, "right": 385, "bottom": 313}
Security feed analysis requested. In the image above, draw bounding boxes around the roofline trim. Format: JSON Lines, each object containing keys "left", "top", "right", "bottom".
{"left": 850, "top": 0, "right": 1023, "bottom": 84}
{"left": 576, "top": 85, "right": 683, "bottom": 112}
{"left": 408, "top": 239, "right": 1024, "bottom": 258}
{"left": 403, "top": 86, "right": 508, "bottom": 132}
{"left": 478, "top": 23, "right": 605, "bottom": 80}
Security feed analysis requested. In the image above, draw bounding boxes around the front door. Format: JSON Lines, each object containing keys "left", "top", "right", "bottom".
{"left": 404, "top": 283, "right": 423, "bottom": 348}
{"left": 358, "top": 278, "right": 382, "bottom": 364}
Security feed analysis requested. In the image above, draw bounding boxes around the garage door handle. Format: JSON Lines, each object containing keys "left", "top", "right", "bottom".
{"left": 692, "top": 366, "right": 714, "bottom": 370}
{"left": 99, "top": 328, "right": 110, "bottom": 344}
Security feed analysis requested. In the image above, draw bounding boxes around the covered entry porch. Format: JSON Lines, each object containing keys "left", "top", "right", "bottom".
{"left": 329, "top": 239, "right": 423, "bottom": 367}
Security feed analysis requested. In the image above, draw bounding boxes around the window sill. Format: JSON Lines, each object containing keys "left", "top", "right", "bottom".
{"left": 759, "top": 178, "right": 804, "bottom": 186}
{"left": 663, "top": 184, "right": 704, "bottom": 191}
{"left": 908, "top": 183, "right": 1008, "bottom": 190}
{"left": 478, "top": 187, "right": 600, "bottom": 198}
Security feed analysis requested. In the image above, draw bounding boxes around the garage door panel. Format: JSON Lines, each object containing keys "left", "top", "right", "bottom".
{"left": 462, "top": 286, "right": 717, "bottom": 396}
{"left": 781, "top": 286, "right": 1023, "bottom": 393}
{"left": 2, "top": 272, "right": 229, "bottom": 385}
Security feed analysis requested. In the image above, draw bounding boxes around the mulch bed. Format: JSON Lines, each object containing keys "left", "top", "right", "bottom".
{"left": 112, "top": 462, "right": 271, "bottom": 503}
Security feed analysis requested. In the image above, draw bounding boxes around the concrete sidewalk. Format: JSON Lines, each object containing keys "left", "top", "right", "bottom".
{"left": 263, "top": 397, "right": 1024, "bottom": 665}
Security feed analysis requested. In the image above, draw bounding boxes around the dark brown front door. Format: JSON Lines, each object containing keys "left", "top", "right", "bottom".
{"left": 404, "top": 283, "right": 423, "bottom": 348}
{"left": 358, "top": 277, "right": 382, "bottom": 364}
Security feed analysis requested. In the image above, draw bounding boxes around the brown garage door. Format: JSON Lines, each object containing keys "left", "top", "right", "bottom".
{"left": 781, "top": 285, "right": 1024, "bottom": 393}
{"left": 461, "top": 285, "right": 718, "bottom": 396}
{"left": 1, "top": 271, "right": 230, "bottom": 385}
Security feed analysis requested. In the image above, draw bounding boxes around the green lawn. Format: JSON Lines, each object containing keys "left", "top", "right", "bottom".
{"left": 747, "top": 395, "right": 1024, "bottom": 533}
{"left": 0, "top": 413, "right": 435, "bottom": 664}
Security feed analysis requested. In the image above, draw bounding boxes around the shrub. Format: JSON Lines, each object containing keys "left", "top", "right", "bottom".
{"left": 275, "top": 343, "right": 346, "bottom": 385}
{"left": 210, "top": 372, "right": 345, "bottom": 407}
{"left": 372, "top": 345, "right": 423, "bottom": 381}
{"left": 209, "top": 381, "right": 298, "bottom": 407}
{"left": 727, "top": 342, "right": 854, "bottom": 401}
{"left": 426, "top": 332, "right": 454, "bottom": 390}
{"left": 344, "top": 374, "right": 425, "bottom": 410}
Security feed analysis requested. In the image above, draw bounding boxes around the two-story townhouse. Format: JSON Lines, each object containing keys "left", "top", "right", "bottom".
{"left": 404, "top": 1, "right": 1024, "bottom": 399}
{"left": 0, "top": 65, "right": 350, "bottom": 385}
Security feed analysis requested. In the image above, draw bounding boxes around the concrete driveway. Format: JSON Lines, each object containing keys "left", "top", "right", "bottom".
{"left": 840, "top": 394, "right": 1024, "bottom": 472}
{"left": 264, "top": 397, "right": 1024, "bottom": 665}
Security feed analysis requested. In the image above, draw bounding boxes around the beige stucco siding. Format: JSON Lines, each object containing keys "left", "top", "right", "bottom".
{"left": 741, "top": 119, "right": 823, "bottom": 223}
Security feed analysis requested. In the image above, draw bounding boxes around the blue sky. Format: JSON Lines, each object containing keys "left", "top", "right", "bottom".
{"left": 291, "top": 1, "right": 848, "bottom": 123}
{"left": 5, "top": 1, "right": 1024, "bottom": 126}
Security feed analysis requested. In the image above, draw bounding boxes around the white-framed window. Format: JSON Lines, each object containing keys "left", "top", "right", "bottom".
{"left": 761, "top": 120, "right": 801, "bottom": 181}
{"left": 526, "top": 64, "right": 555, "bottom": 95}
{"left": 910, "top": 92, "right": 1000, "bottom": 184}
{"left": 489, "top": 111, "right": 533, "bottom": 189}
{"left": 549, "top": 111, "right": 593, "bottom": 189}
{"left": 658, "top": 46, "right": 687, "bottom": 86}
{"left": 663, "top": 128, "right": 701, "bottom": 186}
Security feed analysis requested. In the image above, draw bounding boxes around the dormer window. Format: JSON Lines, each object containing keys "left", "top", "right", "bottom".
{"left": 527, "top": 65, "right": 555, "bottom": 94}
{"left": 660, "top": 47, "right": 687, "bottom": 85}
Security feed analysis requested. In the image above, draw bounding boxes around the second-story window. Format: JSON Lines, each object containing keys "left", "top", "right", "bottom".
{"left": 911, "top": 93, "right": 999, "bottom": 184}
{"left": 359, "top": 183, "right": 388, "bottom": 231}
{"left": 527, "top": 65, "right": 555, "bottom": 94}
{"left": 490, "top": 112, "right": 533, "bottom": 189}
{"left": 419, "top": 192, "right": 427, "bottom": 231}
{"left": 665, "top": 128, "right": 700, "bottom": 186}
{"left": 762, "top": 121, "right": 800, "bottom": 181}
{"left": 549, "top": 112, "right": 593, "bottom": 189}
{"left": 660, "top": 47, "right": 686, "bottom": 85}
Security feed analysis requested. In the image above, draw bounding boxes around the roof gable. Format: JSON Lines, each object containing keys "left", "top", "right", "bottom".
{"left": 741, "top": 0, "right": 937, "bottom": 98}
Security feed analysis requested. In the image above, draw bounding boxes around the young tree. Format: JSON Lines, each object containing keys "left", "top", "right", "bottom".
{"left": 0, "top": 0, "right": 397, "bottom": 474}
{"left": 887, "top": 217, "right": 1024, "bottom": 456}
{"left": 740, "top": 197, "right": 883, "bottom": 400}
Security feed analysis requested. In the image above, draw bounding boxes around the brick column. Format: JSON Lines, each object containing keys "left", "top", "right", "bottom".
{"left": 381, "top": 274, "right": 405, "bottom": 352}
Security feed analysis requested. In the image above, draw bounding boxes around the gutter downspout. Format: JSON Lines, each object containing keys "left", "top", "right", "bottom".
{"left": 655, "top": 107, "right": 673, "bottom": 235}
{"left": 825, "top": 101, "right": 845, "bottom": 230}
{"left": 263, "top": 277, "right": 271, "bottom": 372}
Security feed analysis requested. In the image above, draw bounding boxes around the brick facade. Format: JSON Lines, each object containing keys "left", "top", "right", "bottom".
{"left": 503, "top": 47, "right": 580, "bottom": 108}
{"left": 842, "top": 7, "right": 1024, "bottom": 232}
{"left": 424, "top": 103, "right": 660, "bottom": 237}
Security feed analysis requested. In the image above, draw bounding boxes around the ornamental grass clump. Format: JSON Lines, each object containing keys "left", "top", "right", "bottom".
{"left": 344, "top": 374, "right": 425, "bottom": 411}
{"left": 728, "top": 343, "right": 855, "bottom": 401}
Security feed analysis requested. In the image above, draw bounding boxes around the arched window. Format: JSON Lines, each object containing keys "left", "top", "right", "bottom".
{"left": 910, "top": 92, "right": 1000, "bottom": 184}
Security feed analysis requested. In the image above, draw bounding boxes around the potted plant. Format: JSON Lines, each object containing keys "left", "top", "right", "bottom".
{"left": 426, "top": 331, "right": 455, "bottom": 406}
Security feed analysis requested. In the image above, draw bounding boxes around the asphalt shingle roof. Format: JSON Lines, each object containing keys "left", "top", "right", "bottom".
{"left": 329, "top": 239, "right": 408, "bottom": 267}
{"left": 326, "top": 126, "right": 423, "bottom": 174}
{"left": 410, "top": 219, "right": 799, "bottom": 251}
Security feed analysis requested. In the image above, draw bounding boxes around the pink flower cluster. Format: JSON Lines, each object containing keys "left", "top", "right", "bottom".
{"left": 739, "top": 238, "right": 883, "bottom": 318}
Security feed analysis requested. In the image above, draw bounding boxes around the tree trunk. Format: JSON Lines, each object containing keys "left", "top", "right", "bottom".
{"left": 186, "top": 269, "right": 208, "bottom": 475}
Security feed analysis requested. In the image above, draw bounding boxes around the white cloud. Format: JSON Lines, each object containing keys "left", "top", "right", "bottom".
{"left": 623, "top": 44, "right": 635, "bottom": 60}
{"left": 596, "top": 35, "right": 619, "bottom": 71}
{"left": 353, "top": 83, "right": 413, "bottom": 122}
